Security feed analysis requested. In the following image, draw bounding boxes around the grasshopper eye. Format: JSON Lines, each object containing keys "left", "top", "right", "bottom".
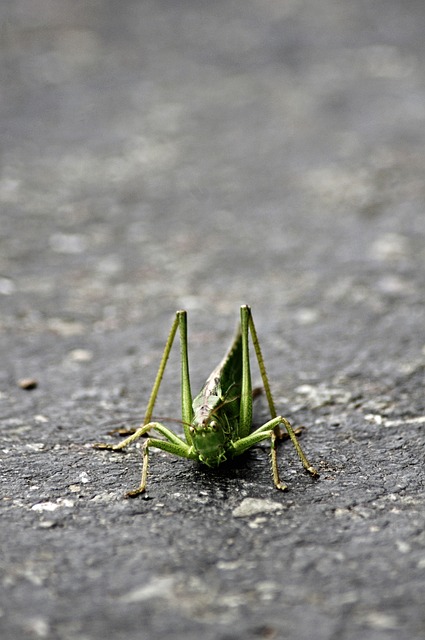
{"left": 210, "top": 421, "right": 218, "bottom": 430}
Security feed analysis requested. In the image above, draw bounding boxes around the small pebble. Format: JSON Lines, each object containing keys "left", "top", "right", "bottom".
{"left": 232, "top": 497, "right": 284, "bottom": 518}
{"left": 18, "top": 378, "right": 38, "bottom": 390}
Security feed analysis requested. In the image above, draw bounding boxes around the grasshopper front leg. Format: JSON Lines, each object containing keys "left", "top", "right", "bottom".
{"left": 230, "top": 420, "right": 289, "bottom": 490}
{"left": 127, "top": 431, "right": 196, "bottom": 497}
{"left": 94, "top": 421, "right": 196, "bottom": 496}
{"left": 278, "top": 416, "right": 319, "bottom": 477}
{"left": 231, "top": 416, "right": 319, "bottom": 490}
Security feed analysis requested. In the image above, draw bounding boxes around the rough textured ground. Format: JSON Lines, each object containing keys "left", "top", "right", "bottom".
{"left": 1, "top": 1, "right": 425, "bottom": 639}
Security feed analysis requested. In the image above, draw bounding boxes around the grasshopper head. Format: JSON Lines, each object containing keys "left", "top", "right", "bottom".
{"left": 190, "top": 417, "right": 227, "bottom": 467}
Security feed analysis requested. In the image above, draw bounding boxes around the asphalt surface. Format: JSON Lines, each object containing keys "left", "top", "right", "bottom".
{"left": 1, "top": 2, "right": 425, "bottom": 639}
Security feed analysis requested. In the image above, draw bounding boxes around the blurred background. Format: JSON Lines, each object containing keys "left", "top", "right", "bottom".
{"left": 2, "top": 2, "right": 424, "bottom": 363}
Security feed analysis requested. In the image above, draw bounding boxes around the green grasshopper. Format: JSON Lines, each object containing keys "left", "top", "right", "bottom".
{"left": 94, "top": 305, "right": 319, "bottom": 496}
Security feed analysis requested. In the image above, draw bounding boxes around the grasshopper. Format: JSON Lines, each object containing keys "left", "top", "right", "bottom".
{"left": 94, "top": 305, "right": 319, "bottom": 496}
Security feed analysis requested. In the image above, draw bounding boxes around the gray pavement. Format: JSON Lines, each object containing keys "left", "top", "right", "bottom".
{"left": 1, "top": 2, "right": 425, "bottom": 639}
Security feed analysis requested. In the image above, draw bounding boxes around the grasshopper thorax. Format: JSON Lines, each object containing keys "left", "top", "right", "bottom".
{"left": 190, "top": 416, "right": 227, "bottom": 467}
